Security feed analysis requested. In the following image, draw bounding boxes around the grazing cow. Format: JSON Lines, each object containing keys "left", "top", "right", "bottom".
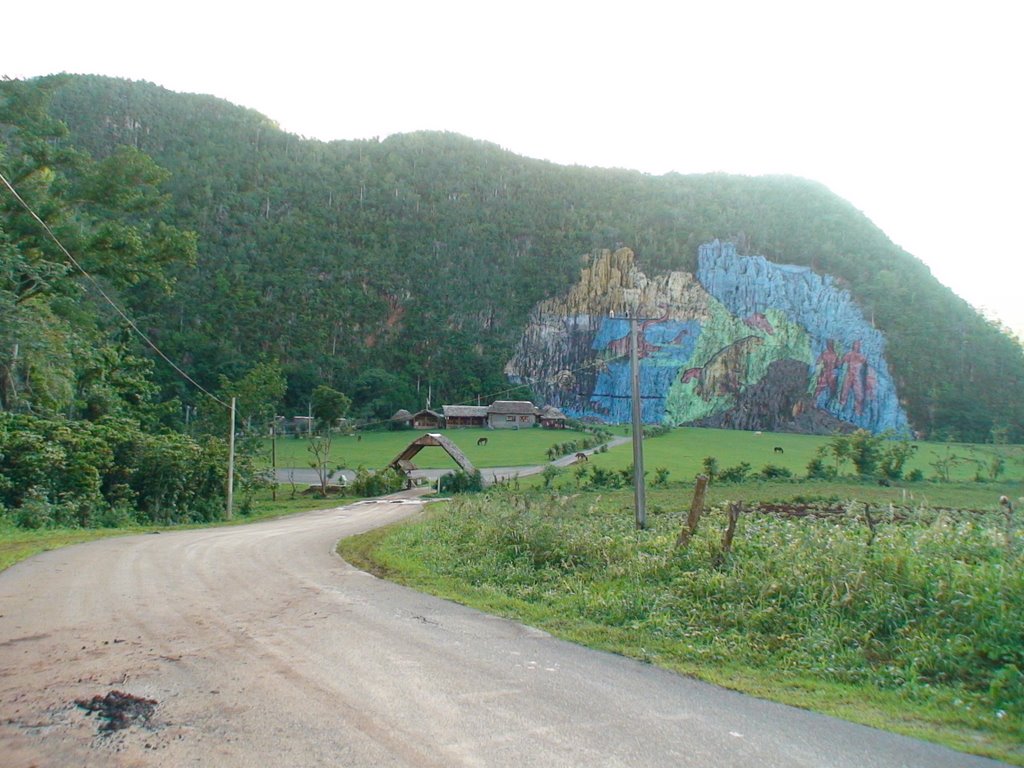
{"left": 575, "top": 452, "right": 588, "bottom": 462}
{"left": 477, "top": 437, "right": 488, "bottom": 446}
{"left": 356, "top": 434, "right": 362, "bottom": 442}
{"left": 773, "top": 446, "right": 784, "bottom": 454}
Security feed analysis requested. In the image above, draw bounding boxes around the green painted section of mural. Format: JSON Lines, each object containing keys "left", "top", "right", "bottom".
{"left": 663, "top": 304, "right": 812, "bottom": 425}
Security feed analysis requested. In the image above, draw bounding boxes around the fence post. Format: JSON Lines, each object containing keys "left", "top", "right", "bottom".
{"left": 721, "top": 501, "right": 742, "bottom": 554}
{"left": 676, "top": 474, "right": 709, "bottom": 549}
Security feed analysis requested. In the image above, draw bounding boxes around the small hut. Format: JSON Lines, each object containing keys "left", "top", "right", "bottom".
{"left": 390, "top": 409, "right": 413, "bottom": 429}
{"left": 411, "top": 409, "right": 443, "bottom": 429}
{"left": 538, "top": 405, "right": 568, "bottom": 429}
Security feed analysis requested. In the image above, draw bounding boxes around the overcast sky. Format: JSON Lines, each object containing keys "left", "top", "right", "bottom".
{"left": 5, "top": 0, "right": 1022, "bottom": 337}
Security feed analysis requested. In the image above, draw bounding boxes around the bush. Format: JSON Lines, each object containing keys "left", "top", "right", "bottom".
{"left": 702, "top": 456, "right": 719, "bottom": 482}
{"left": 717, "top": 462, "right": 751, "bottom": 483}
{"left": 805, "top": 457, "right": 835, "bottom": 479}
{"left": 585, "top": 466, "right": 624, "bottom": 489}
{"left": 350, "top": 467, "right": 406, "bottom": 497}
{"left": 440, "top": 469, "right": 483, "bottom": 494}
{"left": 758, "top": 464, "right": 793, "bottom": 480}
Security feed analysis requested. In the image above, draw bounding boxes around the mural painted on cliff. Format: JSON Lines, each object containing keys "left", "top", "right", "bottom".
{"left": 505, "top": 241, "right": 910, "bottom": 435}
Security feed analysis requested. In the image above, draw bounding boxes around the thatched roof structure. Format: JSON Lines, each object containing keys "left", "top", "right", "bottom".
{"left": 442, "top": 405, "right": 489, "bottom": 419}
{"left": 390, "top": 409, "right": 413, "bottom": 422}
{"left": 488, "top": 400, "right": 536, "bottom": 415}
{"left": 539, "top": 405, "right": 567, "bottom": 420}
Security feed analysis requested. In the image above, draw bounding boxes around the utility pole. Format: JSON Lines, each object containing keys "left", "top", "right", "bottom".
{"left": 629, "top": 314, "right": 647, "bottom": 530}
{"left": 226, "top": 397, "right": 236, "bottom": 520}
{"left": 271, "top": 417, "right": 277, "bottom": 502}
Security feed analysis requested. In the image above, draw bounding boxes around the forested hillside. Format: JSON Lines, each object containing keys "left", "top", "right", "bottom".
{"left": 11, "top": 74, "right": 1024, "bottom": 442}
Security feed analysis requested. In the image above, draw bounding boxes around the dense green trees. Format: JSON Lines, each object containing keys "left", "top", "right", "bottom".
{"left": 0, "top": 78, "right": 244, "bottom": 527}
{"left": 36, "top": 74, "right": 1022, "bottom": 442}
{"left": 4, "top": 71, "right": 1023, "bottom": 484}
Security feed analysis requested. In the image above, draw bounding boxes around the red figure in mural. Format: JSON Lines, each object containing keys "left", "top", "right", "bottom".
{"left": 814, "top": 339, "right": 840, "bottom": 400}
{"left": 839, "top": 340, "right": 875, "bottom": 415}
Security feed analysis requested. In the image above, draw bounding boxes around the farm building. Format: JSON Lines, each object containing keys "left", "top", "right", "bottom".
{"left": 411, "top": 409, "right": 443, "bottom": 429}
{"left": 442, "top": 405, "right": 488, "bottom": 428}
{"left": 488, "top": 400, "right": 537, "bottom": 429}
{"left": 277, "top": 415, "right": 313, "bottom": 436}
{"left": 538, "top": 405, "right": 568, "bottom": 429}
{"left": 390, "top": 409, "right": 413, "bottom": 428}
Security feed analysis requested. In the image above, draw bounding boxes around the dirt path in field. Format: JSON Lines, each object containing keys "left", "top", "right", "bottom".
{"left": 0, "top": 491, "right": 1009, "bottom": 767}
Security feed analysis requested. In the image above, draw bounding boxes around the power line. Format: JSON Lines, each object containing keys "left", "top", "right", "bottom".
{"left": 0, "top": 169, "right": 229, "bottom": 410}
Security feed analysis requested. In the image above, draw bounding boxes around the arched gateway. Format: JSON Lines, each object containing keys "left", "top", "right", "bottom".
{"left": 387, "top": 433, "right": 476, "bottom": 483}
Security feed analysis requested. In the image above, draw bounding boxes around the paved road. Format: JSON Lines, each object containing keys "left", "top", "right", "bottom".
{"left": 0, "top": 493, "right": 1009, "bottom": 767}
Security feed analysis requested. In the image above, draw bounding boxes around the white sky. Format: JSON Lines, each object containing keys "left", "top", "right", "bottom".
{"left": 5, "top": 0, "right": 1023, "bottom": 337}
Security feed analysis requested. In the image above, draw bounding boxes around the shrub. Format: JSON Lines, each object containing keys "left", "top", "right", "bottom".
{"left": 350, "top": 467, "right": 406, "bottom": 497}
{"left": 758, "top": 464, "right": 793, "bottom": 480}
{"left": 586, "top": 466, "right": 623, "bottom": 489}
{"left": 440, "top": 469, "right": 483, "bottom": 494}
{"left": 879, "top": 437, "right": 915, "bottom": 480}
{"left": 717, "top": 462, "right": 751, "bottom": 483}
{"left": 701, "top": 456, "right": 719, "bottom": 482}
{"left": 805, "top": 457, "right": 835, "bottom": 479}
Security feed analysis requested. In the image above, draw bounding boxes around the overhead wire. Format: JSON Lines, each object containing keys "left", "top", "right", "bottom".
{"left": 0, "top": 168, "right": 230, "bottom": 410}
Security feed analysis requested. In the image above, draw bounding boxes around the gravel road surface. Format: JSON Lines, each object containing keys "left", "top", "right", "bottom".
{"left": 0, "top": 492, "right": 1009, "bottom": 767}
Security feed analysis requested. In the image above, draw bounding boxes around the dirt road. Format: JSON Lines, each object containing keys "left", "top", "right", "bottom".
{"left": 0, "top": 493, "right": 1008, "bottom": 767}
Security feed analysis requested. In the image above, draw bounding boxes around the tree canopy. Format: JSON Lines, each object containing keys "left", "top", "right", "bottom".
{"left": 6, "top": 74, "right": 1024, "bottom": 444}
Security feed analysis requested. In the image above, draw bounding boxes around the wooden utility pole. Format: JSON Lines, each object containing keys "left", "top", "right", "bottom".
{"left": 226, "top": 397, "right": 236, "bottom": 520}
{"left": 271, "top": 418, "right": 277, "bottom": 502}
{"left": 630, "top": 315, "right": 647, "bottom": 530}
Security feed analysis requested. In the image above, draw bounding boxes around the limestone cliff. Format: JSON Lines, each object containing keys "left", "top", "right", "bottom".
{"left": 505, "top": 241, "right": 910, "bottom": 435}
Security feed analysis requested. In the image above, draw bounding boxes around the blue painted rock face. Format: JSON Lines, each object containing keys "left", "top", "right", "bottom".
{"left": 505, "top": 241, "right": 910, "bottom": 436}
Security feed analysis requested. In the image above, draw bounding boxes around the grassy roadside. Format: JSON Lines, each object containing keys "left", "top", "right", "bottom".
{"left": 339, "top": 485, "right": 1024, "bottom": 765}
{"left": 0, "top": 490, "right": 347, "bottom": 573}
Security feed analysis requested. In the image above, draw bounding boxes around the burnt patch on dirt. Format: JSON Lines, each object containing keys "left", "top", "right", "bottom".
{"left": 75, "top": 690, "right": 157, "bottom": 732}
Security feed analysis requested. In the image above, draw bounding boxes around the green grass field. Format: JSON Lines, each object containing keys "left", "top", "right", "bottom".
{"left": 260, "top": 426, "right": 1024, "bottom": 486}
{"left": 259, "top": 427, "right": 601, "bottom": 470}
{"left": 588, "top": 427, "right": 1024, "bottom": 484}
